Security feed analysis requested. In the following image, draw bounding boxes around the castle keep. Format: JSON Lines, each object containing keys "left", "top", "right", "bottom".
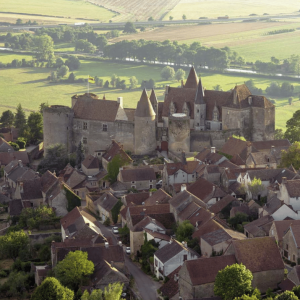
{"left": 43, "top": 67, "right": 275, "bottom": 156}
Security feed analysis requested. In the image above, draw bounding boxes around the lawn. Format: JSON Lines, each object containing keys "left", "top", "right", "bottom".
{"left": 1, "top": 58, "right": 300, "bottom": 129}
{"left": 0, "top": 0, "right": 115, "bottom": 23}
{"left": 0, "top": 53, "right": 34, "bottom": 63}
{"left": 164, "top": 0, "right": 300, "bottom": 20}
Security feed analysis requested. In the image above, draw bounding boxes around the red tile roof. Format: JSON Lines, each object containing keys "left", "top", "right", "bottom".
{"left": 210, "top": 195, "right": 236, "bottom": 214}
{"left": 102, "top": 140, "right": 132, "bottom": 164}
{"left": 166, "top": 161, "right": 200, "bottom": 176}
{"left": 82, "top": 155, "right": 99, "bottom": 169}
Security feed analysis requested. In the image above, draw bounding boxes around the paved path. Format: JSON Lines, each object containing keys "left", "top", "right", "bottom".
{"left": 97, "top": 222, "right": 160, "bottom": 300}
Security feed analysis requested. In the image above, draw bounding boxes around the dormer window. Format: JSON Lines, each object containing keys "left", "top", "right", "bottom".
{"left": 213, "top": 111, "right": 218, "bottom": 121}
{"left": 170, "top": 102, "right": 176, "bottom": 116}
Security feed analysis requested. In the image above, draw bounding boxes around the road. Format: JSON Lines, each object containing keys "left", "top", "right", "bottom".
{"left": 97, "top": 222, "right": 159, "bottom": 300}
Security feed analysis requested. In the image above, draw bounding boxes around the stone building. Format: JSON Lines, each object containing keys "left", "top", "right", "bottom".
{"left": 43, "top": 67, "right": 275, "bottom": 156}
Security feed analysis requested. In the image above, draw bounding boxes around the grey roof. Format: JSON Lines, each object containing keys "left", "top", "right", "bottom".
{"left": 201, "top": 228, "right": 231, "bottom": 246}
{"left": 155, "top": 240, "right": 187, "bottom": 263}
{"left": 195, "top": 79, "right": 205, "bottom": 104}
{"left": 95, "top": 192, "right": 119, "bottom": 212}
{"left": 135, "top": 89, "right": 156, "bottom": 117}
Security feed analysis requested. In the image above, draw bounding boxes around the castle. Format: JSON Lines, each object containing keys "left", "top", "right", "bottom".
{"left": 43, "top": 67, "right": 275, "bottom": 157}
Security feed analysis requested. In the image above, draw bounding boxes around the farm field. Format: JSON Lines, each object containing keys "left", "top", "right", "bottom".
{"left": 0, "top": 0, "right": 115, "bottom": 25}
{"left": 112, "top": 21, "right": 300, "bottom": 62}
{"left": 0, "top": 57, "right": 299, "bottom": 130}
{"left": 87, "top": 0, "right": 181, "bottom": 22}
{"left": 164, "top": 0, "right": 300, "bottom": 20}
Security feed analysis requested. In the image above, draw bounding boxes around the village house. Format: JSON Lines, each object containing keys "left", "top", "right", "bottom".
{"left": 0, "top": 137, "right": 14, "bottom": 152}
{"left": 279, "top": 178, "right": 300, "bottom": 212}
{"left": 0, "top": 151, "right": 29, "bottom": 168}
{"left": 282, "top": 224, "right": 300, "bottom": 264}
{"left": 117, "top": 167, "right": 156, "bottom": 190}
{"left": 160, "top": 266, "right": 181, "bottom": 300}
{"left": 154, "top": 240, "right": 199, "bottom": 279}
{"left": 209, "top": 194, "right": 237, "bottom": 218}
{"left": 20, "top": 177, "right": 43, "bottom": 207}
{"left": 81, "top": 154, "right": 100, "bottom": 176}
{"left": 144, "top": 228, "right": 171, "bottom": 249}
{"left": 288, "top": 266, "right": 300, "bottom": 286}
{"left": 195, "top": 147, "right": 227, "bottom": 165}
{"left": 244, "top": 215, "right": 274, "bottom": 238}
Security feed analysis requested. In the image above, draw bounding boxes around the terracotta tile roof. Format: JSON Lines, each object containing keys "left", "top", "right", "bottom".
{"left": 249, "top": 152, "right": 276, "bottom": 165}
{"left": 166, "top": 161, "right": 200, "bottom": 176}
{"left": 252, "top": 139, "right": 291, "bottom": 151}
{"left": 73, "top": 94, "right": 122, "bottom": 122}
{"left": 210, "top": 195, "right": 235, "bottom": 214}
{"left": 184, "top": 255, "right": 237, "bottom": 285}
{"left": 9, "top": 199, "right": 23, "bottom": 216}
{"left": 21, "top": 178, "right": 43, "bottom": 200}
{"left": 150, "top": 213, "right": 175, "bottom": 229}
{"left": 273, "top": 220, "right": 300, "bottom": 244}
{"left": 144, "top": 228, "right": 171, "bottom": 242}
{"left": 285, "top": 180, "right": 300, "bottom": 198}
{"left": 144, "top": 189, "right": 171, "bottom": 206}
{"left": 172, "top": 182, "right": 193, "bottom": 194}
{"left": 120, "top": 167, "right": 156, "bottom": 182}
{"left": 231, "top": 237, "right": 284, "bottom": 272}
{"left": 82, "top": 155, "right": 99, "bottom": 169}
{"left": 0, "top": 151, "right": 29, "bottom": 166}
{"left": 128, "top": 204, "right": 170, "bottom": 216}
{"left": 195, "top": 148, "right": 224, "bottom": 164}
{"left": 59, "top": 165, "right": 86, "bottom": 189}
{"left": 188, "top": 207, "right": 213, "bottom": 227}
{"left": 94, "top": 192, "right": 119, "bottom": 212}
{"left": 102, "top": 140, "right": 132, "bottom": 164}
{"left": 202, "top": 228, "right": 245, "bottom": 246}
{"left": 124, "top": 192, "right": 150, "bottom": 206}
{"left": 124, "top": 108, "right": 135, "bottom": 122}
{"left": 260, "top": 196, "right": 282, "bottom": 215}
{"left": 220, "top": 137, "right": 251, "bottom": 163}
{"left": 184, "top": 67, "right": 198, "bottom": 89}
{"left": 160, "top": 266, "right": 181, "bottom": 298}
{"left": 248, "top": 168, "right": 298, "bottom": 183}
{"left": 218, "top": 160, "right": 241, "bottom": 169}
{"left": 192, "top": 219, "right": 224, "bottom": 240}
{"left": 132, "top": 215, "right": 166, "bottom": 232}
{"left": 229, "top": 181, "right": 244, "bottom": 196}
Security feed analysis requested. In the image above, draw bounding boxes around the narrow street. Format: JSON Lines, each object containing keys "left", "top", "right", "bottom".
{"left": 97, "top": 222, "right": 160, "bottom": 300}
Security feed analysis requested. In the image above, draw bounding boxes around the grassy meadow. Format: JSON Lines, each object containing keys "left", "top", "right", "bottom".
{"left": 164, "top": 0, "right": 300, "bottom": 20}
{"left": 0, "top": 54, "right": 299, "bottom": 130}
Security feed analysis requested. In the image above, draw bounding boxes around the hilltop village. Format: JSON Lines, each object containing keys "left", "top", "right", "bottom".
{"left": 0, "top": 67, "right": 299, "bottom": 299}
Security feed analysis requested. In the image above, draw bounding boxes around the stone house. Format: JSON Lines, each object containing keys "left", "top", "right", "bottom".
{"left": 258, "top": 196, "right": 282, "bottom": 218}
{"left": 248, "top": 200, "right": 262, "bottom": 217}
{"left": 101, "top": 140, "right": 133, "bottom": 171}
{"left": 20, "top": 178, "right": 43, "bottom": 207}
{"left": 0, "top": 137, "right": 14, "bottom": 152}
{"left": 244, "top": 215, "right": 274, "bottom": 238}
{"left": 195, "top": 147, "right": 227, "bottom": 165}
{"left": 201, "top": 228, "right": 246, "bottom": 257}
{"left": 160, "top": 266, "right": 181, "bottom": 300}
{"left": 287, "top": 266, "right": 300, "bottom": 286}
{"left": 93, "top": 192, "right": 119, "bottom": 223}
{"left": 154, "top": 240, "right": 199, "bottom": 279}
{"left": 246, "top": 152, "right": 277, "bottom": 169}
{"left": 81, "top": 154, "right": 100, "bottom": 176}
{"left": 118, "top": 167, "right": 156, "bottom": 191}
{"left": 279, "top": 178, "right": 300, "bottom": 212}
{"left": 209, "top": 194, "right": 237, "bottom": 218}
{"left": 203, "top": 165, "right": 222, "bottom": 185}
{"left": 121, "top": 192, "right": 150, "bottom": 207}
{"left": 144, "top": 188, "right": 171, "bottom": 206}
{"left": 0, "top": 151, "right": 29, "bottom": 168}
{"left": 271, "top": 203, "right": 299, "bottom": 221}
{"left": 282, "top": 224, "right": 300, "bottom": 264}
{"left": 144, "top": 228, "right": 171, "bottom": 249}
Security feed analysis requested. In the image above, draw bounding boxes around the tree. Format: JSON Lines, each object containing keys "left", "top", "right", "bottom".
{"left": 104, "top": 80, "right": 109, "bottom": 88}
{"left": 27, "top": 111, "right": 43, "bottom": 143}
{"left": 176, "top": 220, "right": 194, "bottom": 242}
{"left": 161, "top": 66, "right": 175, "bottom": 80}
{"left": 275, "top": 291, "right": 298, "bottom": 300}
{"left": 55, "top": 57, "right": 65, "bottom": 68}
{"left": 31, "top": 277, "right": 74, "bottom": 300}
{"left": 214, "top": 263, "right": 253, "bottom": 300}
{"left": 0, "top": 110, "right": 14, "bottom": 127}
{"left": 182, "top": 14, "right": 187, "bottom": 20}
{"left": 9, "top": 141, "right": 19, "bottom": 151}
{"left": 285, "top": 110, "right": 300, "bottom": 143}
{"left": 0, "top": 231, "right": 29, "bottom": 260}
{"left": 4, "top": 271, "right": 32, "bottom": 298}
{"left": 68, "top": 72, "right": 76, "bottom": 83}
{"left": 14, "top": 104, "right": 26, "bottom": 130}
{"left": 16, "top": 18, "right": 23, "bottom": 25}
{"left": 57, "top": 65, "right": 69, "bottom": 77}
{"left": 175, "top": 69, "right": 185, "bottom": 81}
{"left": 103, "top": 282, "right": 123, "bottom": 300}
{"left": 148, "top": 17, "right": 154, "bottom": 21}
{"left": 130, "top": 76, "right": 138, "bottom": 89}
{"left": 213, "top": 84, "right": 222, "bottom": 91}
{"left": 232, "top": 134, "right": 246, "bottom": 141}
{"left": 105, "top": 154, "right": 127, "bottom": 184}
{"left": 275, "top": 129, "right": 284, "bottom": 140}
{"left": 228, "top": 212, "right": 248, "bottom": 229}
{"left": 65, "top": 55, "right": 81, "bottom": 71}
{"left": 292, "top": 285, "right": 300, "bottom": 298}
{"left": 169, "top": 16, "right": 173, "bottom": 21}
{"left": 280, "top": 142, "right": 300, "bottom": 170}
{"left": 110, "top": 74, "right": 118, "bottom": 87}
{"left": 39, "top": 102, "right": 49, "bottom": 114}
{"left": 248, "top": 177, "right": 265, "bottom": 200}
{"left": 124, "top": 22, "right": 137, "bottom": 33}
{"left": 289, "top": 97, "right": 293, "bottom": 105}
{"left": 34, "top": 34, "right": 54, "bottom": 61}
{"left": 55, "top": 250, "right": 94, "bottom": 291}
{"left": 118, "top": 224, "right": 129, "bottom": 244}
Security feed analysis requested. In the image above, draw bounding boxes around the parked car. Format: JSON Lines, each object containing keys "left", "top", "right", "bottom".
{"left": 125, "top": 247, "right": 131, "bottom": 254}
{"left": 156, "top": 179, "right": 162, "bottom": 188}
{"left": 112, "top": 227, "right": 119, "bottom": 234}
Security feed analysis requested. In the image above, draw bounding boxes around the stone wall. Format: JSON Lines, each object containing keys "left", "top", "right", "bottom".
{"left": 252, "top": 269, "right": 284, "bottom": 293}
{"left": 29, "top": 232, "right": 61, "bottom": 245}
{"left": 130, "top": 230, "right": 144, "bottom": 255}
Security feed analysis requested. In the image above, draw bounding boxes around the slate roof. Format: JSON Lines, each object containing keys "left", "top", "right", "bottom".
{"left": 285, "top": 180, "right": 300, "bottom": 198}
{"left": 0, "top": 137, "right": 14, "bottom": 152}
{"left": 73, "top": 94, "right": 122, "bottom": 122}
{"left": 6, "top": 163, "right": 36, "bottom": 183}
{"left": 252, "top": 139, "right": 291, "bottom": 151}
{"left": 82, "top": 155, "right": 99, "bottom": 169}
{"left": 120, "top": 168, "right": 156, "bottom": 182}
{"left": 144, "top": 228, "right": 171, "bottom": 242}
{"left": 21, "top": 178, "right": 43, "bottom": 200}
{"left": 132, "top": 215, "right": 166, "bottom": 232}
{"left": 184, "top": 67, "right": 198, "bottom": 89}
{"left": 184, "top": 255, "right": 237, "bottom": 285}
{"left": 40, "top": 171, "right": 57, "bottom": 193}
{"left": 210, "top": 194, "right": 236, "bottom": 214}
{"left": 95, "top": 192, "right": 119, "bottom": 212}
{"left": 102, "top": 140, "right": 132, "bottom": 163}
{"left": 260, "top": 196, "right": 282, "bottom": 216}
{"left": 201, "top": 228, "right": 245, "bottom": 246}
{"left": 230, "top": 237, "right": 284, "bottom": 272}
{"left": 169, "top": 190, "right": 206, "bottom": 211}
{"left": 166, "top": 161, "right": 199, "bottom": 176}
{"left": 178, "top": 202, "right": 201, "bottom": 221}
{"left": 248, "top": 152, "right": 276, "bottom": 165}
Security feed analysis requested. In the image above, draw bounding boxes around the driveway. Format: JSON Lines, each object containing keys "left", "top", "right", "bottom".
{"left": 97, "top": 222, "right": 160, "bottom": 300}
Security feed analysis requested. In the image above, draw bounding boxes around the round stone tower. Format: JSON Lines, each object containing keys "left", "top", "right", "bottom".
{"left": 168, "top": 113, "right": 190, "bottom": 155}
{"left": 43, "top": 105, "right": 74, "bottom": 154}
{"left": 134, "top": 89, "right": 156, "bottom": 155}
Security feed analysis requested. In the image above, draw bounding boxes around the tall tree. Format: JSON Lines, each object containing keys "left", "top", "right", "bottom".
{"left": 214, "top": 263, "right": 253, "bottom": 300}
{"left": 103, "top": 283, "right": 123, "bottom": 300}
{"left": 275, "top": 291, "right": 298, "bottom": 300}
{"left": 175, "top": 68, "right": 185, "bottom": 81}
{"left": 34, "top": 34, "right": 54, "bottom": 61}
{"left": 14, "top": 104, "right": 26, "bottom": 129}
{"left": 55, "top": 250, "right": 94, "bottom": 291}
{"left": 0, "top": 110, "right": 14, "bottom": 127}
{"left": 27, "top": 111, "right": 43, "bottom": 143}
{"left": 176, "top": 220, "right": 194, "bottom": 242}
{"left": 123, "top": 22, "right": 137, "bottom": 33}
{"left": 280, "top": 142, "right": 300, "bottom": 170}
{"left": 161, "top": 66, "right": 175, "bottom": 80}
{"left": 284, "top": 110, "right": 300, "bottom": 143}
{"left": 31, "top": 277, "right": 74, "bottom": 300}
{"left": 248, "top": 177, "right": 265, "bottom": 200}
{"left": 105, "top": 154, "right": 127, "bottom": 184}
{"left": 65, "top": 55, "right": 81, "bottom": 71}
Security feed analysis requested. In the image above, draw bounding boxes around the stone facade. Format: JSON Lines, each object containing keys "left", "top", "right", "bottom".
{"left": 283, "top": 228, "right": 300, "bottom": 264}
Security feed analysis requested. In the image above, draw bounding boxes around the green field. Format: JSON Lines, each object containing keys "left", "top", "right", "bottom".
{"left": 0, "top": 0, "right": 115, "bottom": 23}
{"left": 165, "top": 0, "right": 300, "bottom": 20}
{"left": 0, "top": 56, "right": 299, "bottom": 129}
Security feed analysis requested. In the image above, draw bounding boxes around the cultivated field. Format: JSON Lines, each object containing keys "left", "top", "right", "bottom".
{"left": 0, "top": 56, "right": 299, "bottom": 130}
{"left": 112, "top": 21, "right": 300, "bottom": 62}
{"left": 87, "top": 0, "right": 181, "bottom": 21}
{"left": 0, "top": 0, "right": 115, "bottom": 25}
{"left": 164, "top": 0, "right": 300, "bottom": 20}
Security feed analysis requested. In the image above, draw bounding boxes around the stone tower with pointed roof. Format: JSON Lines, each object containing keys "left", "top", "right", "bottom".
{"left": 184, "top": 67, "right": 198, "bottom": 89}
{"left": 150, "top": 89, "right": 158, "bottom": 121}
{"left": 194, "top": 78, "right": 206, "bottom": 131}
{"left": 134, "top": 89, "right": 157, "bottom": 155}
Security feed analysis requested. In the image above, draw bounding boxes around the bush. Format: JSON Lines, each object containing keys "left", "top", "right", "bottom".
{"left": 0, "top": 270, "right": 7, "bottom": 278}
{"left": 103, "top": 217, "right": 111, "bottom": 226}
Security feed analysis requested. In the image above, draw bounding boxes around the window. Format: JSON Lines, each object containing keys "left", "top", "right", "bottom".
{"left": 150, "top": 180, "right": 153, "bottom": 182}
{"left": 207, "top": 122, "right": 211, "bottom": 130}
{"left": 197, "top": 109, "right": 199, "bottom": 113}
{"left": 293, "top": 255, "right": 296, "bottom": 262}
{"left": 183, "top": 255, "right": 187, "bottom": 261}
{"left": 220, "top": 123, "right": 222, "bottom": 130}
{"left": 213, "top": 111, "right": 218, "bottom": 121}
{"left": 103, "top": 124, "right": 108, "bottom": 132}
{"left": 83, "top": 122, "right": 88, "bottom": 130}
{"left": 83, "top": 137, "right": 87, "bottom": 144}
{"left": 131, "top": 181, "right": 135, "bottom": 184}
{"left": 286, "top": 244, "right": 289, "bottom": 250}
{"left": 131, "top": 185, "right": 136, "bottom": 189}
{"left": 150, "top": 185, "right": 153, "bottom": 189}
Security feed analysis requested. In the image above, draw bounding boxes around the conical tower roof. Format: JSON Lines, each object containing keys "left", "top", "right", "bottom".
{"left": 184, "top": 66, "right": 198, "bottom": 89}
{"left": 150, "top": 89, "right": 158, "bottom": 107}
{"left": 195, "top": 78, "right": 205, "bottom": 104}
{"left": 135, "top": 89, "right": 156, "bottom": 117}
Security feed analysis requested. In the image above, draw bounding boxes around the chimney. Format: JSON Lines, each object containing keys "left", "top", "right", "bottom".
{"left": 181, "top": 151, "right": 187, "bottom": 165}
{"left": 248, "top": 96, "right": 252, "bottom": 105}
{"left": 282, "top": 177, "right": 287, "bottom": 184}
{"left": 149, "top": 191, "right": 152, "bottom": 197}
{"left": 118, "top": 241, "right": 122, "bottom": 247}
{"left": 165, "top": 85, "right": 170, "bottom": 95}
{"left": 212, "top": 185, "right": 215, "bottom": 192}
{"left": 117, "top": 97, "right": 123, "bottom": 108}
{"left": 174, "top": 274, "right": 179, "bottom": 282}
{"left": 181, "top": 184, "right": 187, "bottom": 192}
{"left": 105, "top": 242, "right": 109, "bottom": 248}
{"left": 8, "top": 148, "right": 11, "bottom": 153}
{"left": 211, "top": 147, "right": 216, "bottom": 154}
{"left": 18, "top": 160, "right": 23, "bottom": 167}
{"left": 233, "top": 88, "right": 237, "bottom": 105}
{"left": 142, "top": 202, "right": 145, "bottom": 206}
{"left": 182, "top": 241, "right": 187, "bottom": 248}
{"left": 156, "top": 201, "right": 159, "bottom": 205}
